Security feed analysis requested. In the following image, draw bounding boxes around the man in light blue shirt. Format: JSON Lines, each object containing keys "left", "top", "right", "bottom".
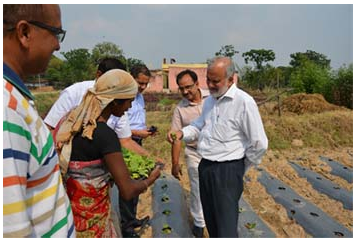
{"left": 120, "top": 64, "right": 154, "bottom": 237}
{"left": 127, "top": 64, "right": 155, "bottom": 145}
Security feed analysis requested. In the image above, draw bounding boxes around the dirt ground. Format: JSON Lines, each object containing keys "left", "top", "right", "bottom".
{"left": 136, "top": 146, "right": 353, "bottom": 238}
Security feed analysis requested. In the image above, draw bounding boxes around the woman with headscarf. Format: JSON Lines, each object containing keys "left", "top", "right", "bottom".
{"left": 55, "top": 69, "right": 161, "bottom": 238}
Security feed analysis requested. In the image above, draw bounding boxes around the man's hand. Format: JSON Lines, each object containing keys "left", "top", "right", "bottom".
{"left": 171, "top": 163, "right": 182, "bottom": 180}
{"left": 137, "top": 129, "right": 153, "bottom": 139}
{"left": 167, "top": 130, "right": 183, "bottom": 144}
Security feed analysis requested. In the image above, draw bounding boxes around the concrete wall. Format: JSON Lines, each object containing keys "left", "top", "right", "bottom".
{"left": 146, "top": 73, "right": 164, "bottom": 93}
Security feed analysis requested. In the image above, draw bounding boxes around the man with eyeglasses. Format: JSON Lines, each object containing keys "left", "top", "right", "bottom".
{"left": 3, "top": 4, "right": 74, "bottom": 237}
{"left": 170, "top": 69, "right": 209, "bottom": 237}
{"left": 127, "top": 64, "right": 155, "bottom": 145}
{"left": 167, "top": 57, "right": 268, "bottom": 237}
{"left": 120, "top": 64, "right": 155, "bottom": 238}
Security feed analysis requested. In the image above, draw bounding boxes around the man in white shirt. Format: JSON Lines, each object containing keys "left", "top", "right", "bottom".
{"left": 44, "top": 57, "right": 149, "bottom": 156}
{"left": 45, "top": 58, "right": 159, "bottom": 236}
{"left": 167, "top": 57, "right": 268, "bottom": 238}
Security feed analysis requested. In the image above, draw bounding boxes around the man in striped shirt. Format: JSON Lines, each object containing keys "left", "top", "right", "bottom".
{"left": 3, "top": 4, "right": 75, "bottom": 237}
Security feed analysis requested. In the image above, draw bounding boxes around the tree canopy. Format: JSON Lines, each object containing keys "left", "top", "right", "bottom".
{"left": 242, "top": 49, "right": 275, "bottom": 70}
{"left": 290, "top": 50, "right": 331, "bottom": 69}
{"left": 215, "top": 44, "right": 239, "bottom": 58}
{"left": 91, "top": 41, "right": 125, "bottom": 65}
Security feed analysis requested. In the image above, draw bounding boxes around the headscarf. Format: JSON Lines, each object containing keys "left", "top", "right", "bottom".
{"left": 55, "top": 69, "right": 138, "bottom": 174}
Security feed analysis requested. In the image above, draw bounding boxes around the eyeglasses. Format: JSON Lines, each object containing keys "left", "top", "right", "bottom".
{"left": 28, "top": 20, "right": 66, "bottom": 43}
{"left": 178, "top": 83, "right": 195, "bottom": 92}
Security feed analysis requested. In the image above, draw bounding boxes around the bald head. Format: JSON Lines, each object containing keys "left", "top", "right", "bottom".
{"left": 208, "top": 57, "right": 235, "bottom": 79}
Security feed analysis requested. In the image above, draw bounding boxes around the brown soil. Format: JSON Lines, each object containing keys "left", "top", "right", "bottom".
{"left": 274, "top": 93, "right": 346, "bottom": 115}
{"left": 137, "top": 147, "right": 353, "bottom": 238}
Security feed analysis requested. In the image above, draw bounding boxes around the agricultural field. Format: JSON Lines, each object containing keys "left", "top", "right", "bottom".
{"left": 34, "top": 90, "right": 353, "bottom": 238}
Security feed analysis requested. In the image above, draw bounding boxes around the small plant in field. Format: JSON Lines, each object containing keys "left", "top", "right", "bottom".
{"left": 162, "top": 224, "right": 172, "bottom": 234}
{"left": 245, "top": 222, "right": 257, "bottom": 229}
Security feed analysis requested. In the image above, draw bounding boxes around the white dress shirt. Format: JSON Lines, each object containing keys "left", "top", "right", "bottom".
{"left": 182, "top": 84, "right": 268, "bottom": 169}
{"left": 44, "top": 80, "right": 131, "bottom": 138}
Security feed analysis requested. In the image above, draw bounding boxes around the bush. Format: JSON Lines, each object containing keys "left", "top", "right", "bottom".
{"left": 331, "top": 64, "right": 353, "bottom": 109}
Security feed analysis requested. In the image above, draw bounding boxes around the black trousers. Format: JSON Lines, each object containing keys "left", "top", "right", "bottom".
{"left": 119, "top": 196, "right": 139, "bottom": 232}
{"left": 119, "top": 137, "right": 142, "bottom": 234}
{"left": 198, "top": 158, "right": 245, "bottom": 238}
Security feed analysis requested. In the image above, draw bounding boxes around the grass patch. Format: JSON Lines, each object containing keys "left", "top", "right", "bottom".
{"left": 33, "top": 91, "right": 353, "bottom": 159}
{"left": 33, "top": 91, "right": 60, "bottom": 118}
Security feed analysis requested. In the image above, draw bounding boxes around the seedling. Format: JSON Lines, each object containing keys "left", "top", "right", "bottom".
{"left": 162, "top": 209, "right": 171, "bottom": 216}
{"left": 162, "top": 224, "right": 172, "bottom": 234}
{"left": 171, "top": 133, "right": 177, "bottom": 141}
{"left": 245, "top": 222, "right": 257, "bottom": 229}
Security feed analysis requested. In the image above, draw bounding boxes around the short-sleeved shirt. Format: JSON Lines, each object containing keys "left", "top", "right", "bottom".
{"left": 171, "top": 88, "right": 209, "bottom": 149}
{"left": 127, "top": 93, "right": 146, "bottom": 131}
{"left": 44, "top": 80, "right": 131, "bottom": 138}
{"left": 71, "top": 122, "right": 121, "bottom": 161}
{"left": 3, "top": 63, "right": 75, "bottom": 237}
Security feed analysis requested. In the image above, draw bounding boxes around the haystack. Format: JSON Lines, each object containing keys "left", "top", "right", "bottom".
{"left": 275, "top": 93, "right": 344, "bottom": 115}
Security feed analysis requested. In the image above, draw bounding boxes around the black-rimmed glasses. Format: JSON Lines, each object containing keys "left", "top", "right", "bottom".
{"left": 28, "top": 20, "right": 66, "bottom": 43}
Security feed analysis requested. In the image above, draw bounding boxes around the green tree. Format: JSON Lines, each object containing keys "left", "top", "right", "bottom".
{"left": 126, "top": 58, "right": 145, "bottom": 72}
{"left": 44, "top": 55, "right": 65, "bottom": 85}
{"left": 215, "top": 44, "right": 239, "bottom": 58}
{"left": 242, "top": 49, "right": 275, "bottom": 70}
{"left": 60, "top": 48, "right": 96, "bottom": 87}
{"left": 289, "top": 60, "right": 331, "bottom": 94}
{"left": 91, "top": 41, "right": 125, "bottom": 65}
{"left": 290, "top": 50, "right": 331, "bottom": 69}
{"left": 276, "top": 66, "right": 292, "bottom": 87}
{"left": 242, "top": 49, "right": 275, "bottom": 89}
{"left": 330, "top": 64, "right": 353, "bottom": 109}
{"left": 214, "top": 44, "right": 243, "bottom": 74}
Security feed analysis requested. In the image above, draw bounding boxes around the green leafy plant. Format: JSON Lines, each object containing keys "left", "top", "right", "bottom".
{"left": 122, "top": 148, "right": 155, "bottom": 179}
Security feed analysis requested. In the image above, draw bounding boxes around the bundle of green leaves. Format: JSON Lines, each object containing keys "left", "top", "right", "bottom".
{"left": 122, "top": 148, "right": 156, "bottom": 179}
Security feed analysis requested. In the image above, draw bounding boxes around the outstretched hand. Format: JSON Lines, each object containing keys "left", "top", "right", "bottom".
{"left": 167, "top": 130, "right": 183, "bottom": 144}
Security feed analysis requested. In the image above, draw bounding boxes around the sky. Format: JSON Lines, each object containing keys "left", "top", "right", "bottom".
{"left": 28, "top": 4, "right": 355, "bottom": 70}
{"left": 57, "top": 4, "right": 353, "bottom": 70}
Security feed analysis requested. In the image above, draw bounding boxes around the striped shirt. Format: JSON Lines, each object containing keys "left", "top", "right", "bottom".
{"left": 3, "top": 64, "right": 75, "bottom": 238}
